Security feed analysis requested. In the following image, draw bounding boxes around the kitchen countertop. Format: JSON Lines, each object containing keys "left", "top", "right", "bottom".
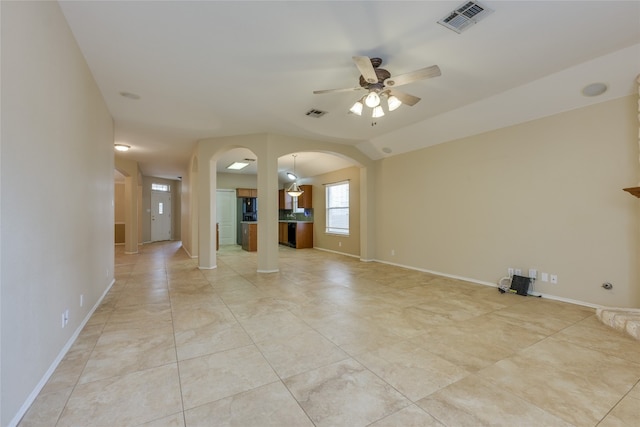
{"left": 279, "top": 220, "right": 313, "bottom": 223}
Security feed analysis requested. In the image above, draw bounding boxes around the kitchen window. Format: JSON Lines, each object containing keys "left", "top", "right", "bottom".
{"left": 325, "top": 180, "right": 349, "bottom": 235}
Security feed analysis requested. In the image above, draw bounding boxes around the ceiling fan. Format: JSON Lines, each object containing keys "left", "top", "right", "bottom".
{"left": 313, "top": 56, "right": 441, "bottom": 118}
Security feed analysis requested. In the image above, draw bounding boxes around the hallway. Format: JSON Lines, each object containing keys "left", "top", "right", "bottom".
{"left": 19, "top": 242, "right": 640, "bottom": 426}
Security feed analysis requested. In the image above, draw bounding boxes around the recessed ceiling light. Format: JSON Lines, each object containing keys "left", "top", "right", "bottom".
{"left": 227, "top": 162, "right": 249, "bottom": 170}
{"left": 382, "top": 147, "right": 392, "bottom": 154}
{"left": 119, "top": 91, "right": 140, "bottom": 100}
{"left": 581, "top": 82, "right": 608, "bottom": 97}
{"left": 114, "top": 144, "right": 130, "bottom": 152}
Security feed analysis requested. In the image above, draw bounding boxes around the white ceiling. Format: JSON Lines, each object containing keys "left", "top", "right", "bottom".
{"left": 58, "top": 1, "right": 640, "bottom": 181}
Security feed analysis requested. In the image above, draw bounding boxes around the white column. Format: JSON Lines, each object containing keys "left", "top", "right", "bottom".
{"left": 256, "top": 149, "right": 280, "bottom": 272}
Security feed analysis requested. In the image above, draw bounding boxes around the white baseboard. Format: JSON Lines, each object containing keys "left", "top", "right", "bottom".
{"left": 373, "top": 259, "right": 598, "bottom": 309}
{"left": 181, "top": 245, "right": 197, "bottom": 259}
{"left": 313, "top": 246, "right": 360, "bottom": 259}
{"left": 9, "top": 278, "right": 116, "bottom": 427}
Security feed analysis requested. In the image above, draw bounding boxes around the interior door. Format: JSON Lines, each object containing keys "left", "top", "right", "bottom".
{"left": 151, "top": 191, "right": 171, "bottom": 241}
{"left": 216, "top": 189, "right": 237, "bottom": 245}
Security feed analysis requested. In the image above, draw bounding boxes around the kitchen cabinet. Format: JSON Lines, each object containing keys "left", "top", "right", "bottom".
{"left": 278, "top": 189, "right": 292, "bottom": 210}
{"left": 297, "top": 185, "right": 312, "bottom": 209}
{"left": 278, "top": 222, "right": 288, "bottom": 244}
{"left": 278, "top": 221, "right": 313, "bottom": 249}
{"left": 295, "top": 222, "right": 313, "bottom": 248}
{"left": 241, "top": 222, "right": 257, "bottom": 251}
{"left": 236, "top": 188, "right": 257, "bottom": 198}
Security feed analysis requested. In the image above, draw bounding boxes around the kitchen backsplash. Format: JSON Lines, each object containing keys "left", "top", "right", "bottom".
{"left": 279, "top": 208, "right": 314, "bottom": 222}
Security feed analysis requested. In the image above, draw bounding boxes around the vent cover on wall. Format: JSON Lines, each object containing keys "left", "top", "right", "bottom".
{"left": 305, "top": 109, "right": 327, "bottom": 118}
{"left": 438, "top": 1, "right": 493, "bottom": 33}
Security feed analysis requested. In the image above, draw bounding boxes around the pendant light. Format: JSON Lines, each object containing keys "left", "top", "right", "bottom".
{"left": 286, "top": 154, "right": 304, "bottom": 198}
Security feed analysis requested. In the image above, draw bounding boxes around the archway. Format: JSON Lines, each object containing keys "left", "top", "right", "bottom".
{"left": 192, "top": 133, "right": 375, "bottom": 272}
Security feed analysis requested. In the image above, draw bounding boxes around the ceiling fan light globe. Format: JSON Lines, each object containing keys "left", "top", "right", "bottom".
{"left": 287, "top": 172, "right": 297, "bottom": 180}
{"left": 349, "top": 101, "right": 363, "bottom": 116}
{"left": 387, "top": 95, "right": 402, "bottom": 111}
{"left": 372, "top": 105, "right": 385, "bottom": 118}
{"left": 365, "top": 91, "right": 380, "bottom": 108}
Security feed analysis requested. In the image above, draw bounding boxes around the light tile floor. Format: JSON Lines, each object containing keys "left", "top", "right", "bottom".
{"left": 19, "top": 241, "right": 640, "bottom": 426}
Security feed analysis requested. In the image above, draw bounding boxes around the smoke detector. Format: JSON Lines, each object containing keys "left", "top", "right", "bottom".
{"left": 438, "top": 1, "right": 494, "bottom": 34}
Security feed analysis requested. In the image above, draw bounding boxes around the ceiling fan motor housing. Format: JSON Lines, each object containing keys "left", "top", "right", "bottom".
{"left": 359, "top": 68, "right": 391, "bottom": 91}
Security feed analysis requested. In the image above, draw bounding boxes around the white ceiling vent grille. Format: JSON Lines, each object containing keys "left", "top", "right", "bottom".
{"left": 438, "top": 1, "right": 493, "bottom": 34}
{"left": 305, "top": 108, "right": 327, "bottom": 118}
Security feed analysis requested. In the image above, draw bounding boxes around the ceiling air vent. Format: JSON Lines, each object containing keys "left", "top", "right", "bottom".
{"left": 305, "top": 108, "right": 327, "bottom": 118}
{"left": 438, "top": 1, "right": 493, "bottom": 34}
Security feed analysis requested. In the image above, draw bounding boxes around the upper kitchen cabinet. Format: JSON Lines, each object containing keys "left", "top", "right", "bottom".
{"left": 297, "top": 185, "right": 312, "bottom": 209}
{"left": 279, "top": 189, "right": 293, "bottom": 210}
{"left": 237, "top": 188, "right": 257, "bottom": 198}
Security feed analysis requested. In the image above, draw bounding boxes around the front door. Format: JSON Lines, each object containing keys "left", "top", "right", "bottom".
{"left": 151, "top": 191, "right": 171, "bottom": 241}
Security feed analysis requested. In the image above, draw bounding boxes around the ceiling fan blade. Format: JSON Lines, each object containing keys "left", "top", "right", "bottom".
{"left": 388, "top": 90, "right": 421, "bottom": 106}
{"left": 384, "top": 65, "right": 441, "bottom": 88}
{"left": 313, "top": 87, "right": 363, "bottom": 95}
{"left": 353, "top": 56, "right": 378, "bottom": 84}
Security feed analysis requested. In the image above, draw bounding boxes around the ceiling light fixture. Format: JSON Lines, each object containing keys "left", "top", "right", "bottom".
{"left": 364, "top": 91, "right": 381, "bottom": 108}
{"left": 387, "top": 95, "right": 402, "bottom": 111}
{"left": 372, "top": 105, "right": 385, "bottom": 118}
{"left": 582, "top": 82, "right": 608, "bottom": 97}
{"left": 286, "top": 172, "right": 297, "bottom": 180}
{"left": 286, "top": 154, "right": 304, "bottom": 198}
{"left": 114, "top": 144, "right": 130, "bottom": 152}
{"left": 349, "top": 99, "right": 364, "bottom": 116}
{"left": 227, "top": 162, "right": 249, "bottom": 170}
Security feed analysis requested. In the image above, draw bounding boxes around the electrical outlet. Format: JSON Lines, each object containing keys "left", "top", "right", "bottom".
{"left": 550, "top": 274, "right": 558, "bottom": 284}
{"left": 515, "top": 269, "right": 522, "bottom": 276}
{"left": 391, "top": 249, "right": 395, "bottom": 256}
{"left": 65, "top": 309, "right": 69, "bottom": 326}
{"left": 508, "top": 268, "right": 514, "bottom": 277}
{"left": 541, "top": 272, "right": 549, "bottom": 282}
{"left": 80, "top": 294, "right": 84, "bottom": 307}
{"left": 338, "top": 242, "right": 342, "bottom": 247}
{"left": 61, "top": 312, "right": 66, "bottom": 328}
{"left": 528, "top": 269, "right": 537, "bottom": 279}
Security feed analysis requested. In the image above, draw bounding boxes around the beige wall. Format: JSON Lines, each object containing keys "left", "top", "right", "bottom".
{"left": 1, "top": 2, "right": 115, "bottom": 425}
{"left": 217, "top": 172, "right": 258, "bottom": 190}
{"left": 307, "top": 166, "right": 361, "bottom": 257}
{"left": 375, "top": 96, "right": 639, "bottom": 307}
